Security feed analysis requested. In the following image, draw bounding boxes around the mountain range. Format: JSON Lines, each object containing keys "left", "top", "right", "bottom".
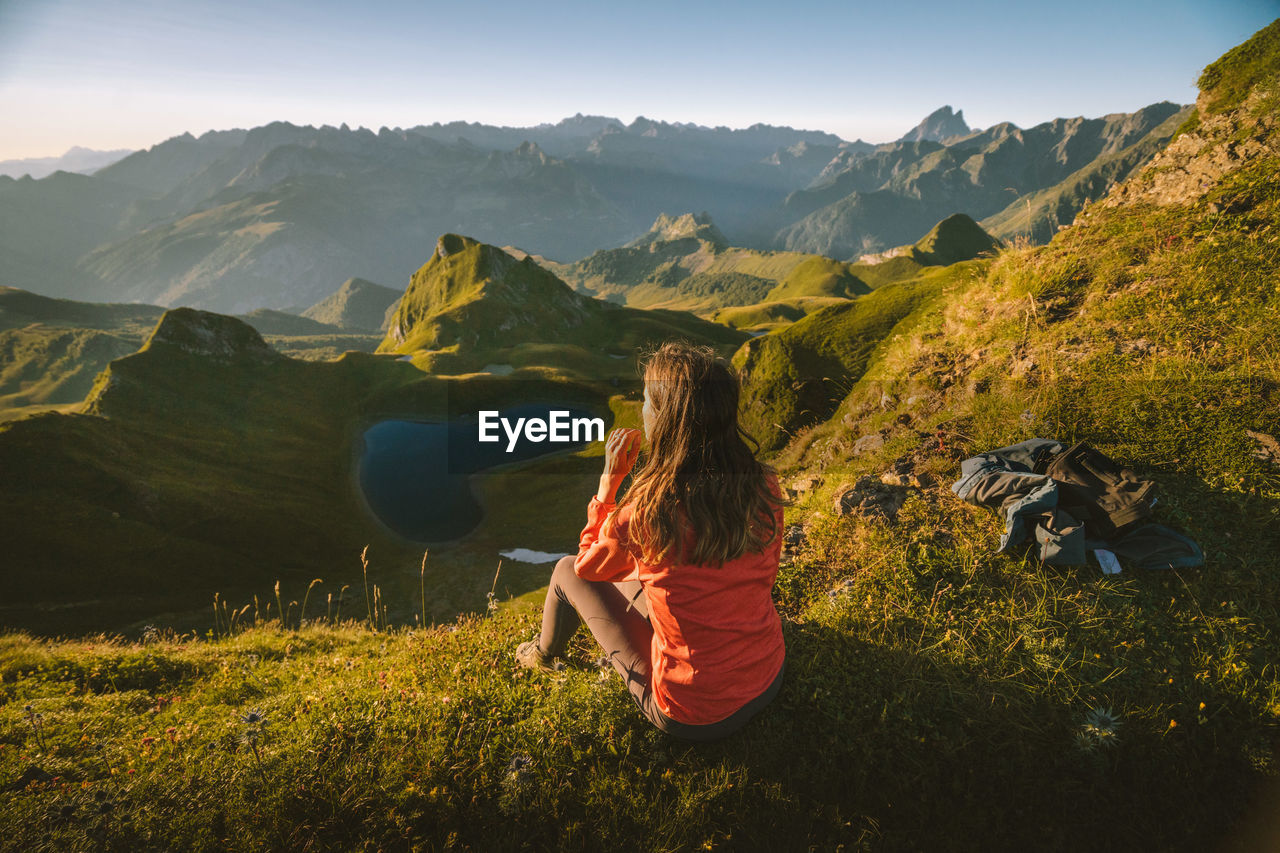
{"left": 1, "top": 101, "right": 1185, "bottom": 314}
{"left": 0, "top": 146, "right": 134, "bottom": 180}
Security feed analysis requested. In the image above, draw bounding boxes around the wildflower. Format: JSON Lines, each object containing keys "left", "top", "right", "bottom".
{"left": 1084, "top": 706, "right": 1120, "bottom": 731}
{"left": 239, "top": 710, "right": 267, "bottom": 726}
{"left": 1077, "top": 705, "right": 1121, "bottom": 752}
{"left": 827, "top": 577, "right": 856, "bottom": 599}
{"left": 499, "top": 753, "right": 534, "bottom": 816}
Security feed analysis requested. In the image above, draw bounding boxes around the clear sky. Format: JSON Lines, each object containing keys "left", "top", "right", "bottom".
{"left": 0, "top": 0, "right": 1275, "bottom": 160}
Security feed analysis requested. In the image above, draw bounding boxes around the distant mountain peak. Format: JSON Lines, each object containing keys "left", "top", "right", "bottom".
{"left": 513, "top": 140, "right": 548, "bottom": 158}
{"left": 553, "top": 113, "right": 624, "bottom": 131}
{"left": 628, "top": 116, "right": 663, "bottom": 135}
{"left": 381, "top": 233, "right": 596, "bottom": 354}
{"left": 898, "top": 106, "right": 972, "bottom": 143}
{"left": 628, "top": 212, "right": 727, "bottom": 249}
{"left": 302, "top": 277, "right": 401, "bottom": 332}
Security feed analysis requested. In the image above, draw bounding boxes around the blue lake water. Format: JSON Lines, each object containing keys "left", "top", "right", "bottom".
{"left": 357, "top": 404, "right": 599, "bottom": 542}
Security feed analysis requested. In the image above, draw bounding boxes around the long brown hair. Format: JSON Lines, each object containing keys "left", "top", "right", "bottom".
{"left": 611, "top": 341, "right": 785, "bottom": 567}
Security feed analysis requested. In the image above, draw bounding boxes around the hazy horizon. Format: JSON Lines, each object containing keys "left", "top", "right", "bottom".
{"left": 0, "top": 0, "right": 1275, "bottom": 161}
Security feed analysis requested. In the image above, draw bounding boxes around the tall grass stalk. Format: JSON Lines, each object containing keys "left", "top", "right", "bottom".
{"left": 487, "top": 560, "right": 503, "bottom": 615}
{"left": 301, "top": 578, "right": 323, "bottom": 629}
{"left": 420, "top": 549, "right": 429, "bottom": 629}
{"left": 361, "top": 545, "right": 372, "bottom": 627}
{"left": 335, "top": 584, "right": 349, "bottom": 624}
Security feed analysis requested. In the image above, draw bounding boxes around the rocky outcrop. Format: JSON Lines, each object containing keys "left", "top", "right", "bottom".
{"left": 1099, "top": 88, "right": 1280, "bottom": 209}
{"left": 140, "top": 308, "right": 282, "bottom": 363}
{"left": 626, "top": 212, "right": 728, "bottom": 250}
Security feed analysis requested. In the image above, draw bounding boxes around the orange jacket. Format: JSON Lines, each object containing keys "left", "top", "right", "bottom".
{"left": 574, "top": 474, "right": 786, "bottom": 725}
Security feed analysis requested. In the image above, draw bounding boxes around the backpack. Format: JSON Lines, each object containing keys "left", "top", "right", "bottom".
{"left": 1043, "top": 442, "right": 1158, "bottom": 539}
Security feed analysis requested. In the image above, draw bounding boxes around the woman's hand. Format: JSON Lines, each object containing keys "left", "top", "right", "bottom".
{"left": 597, "top": 428, "right": 642, "bottom": 503}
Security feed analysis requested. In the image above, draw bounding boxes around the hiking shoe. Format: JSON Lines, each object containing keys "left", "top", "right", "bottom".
{"left": 515, "top": 640, "right": 562, "bottom": 672}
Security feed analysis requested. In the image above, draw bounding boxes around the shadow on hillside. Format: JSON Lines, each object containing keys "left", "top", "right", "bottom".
{"left": 668, "top": 619, "right": 1275, "bottom": 853}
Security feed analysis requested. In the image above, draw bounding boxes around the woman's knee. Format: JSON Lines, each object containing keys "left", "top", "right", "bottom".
{"left": 550, "top": 555, "right": 579, "bottom": 596}
{"left": 552, "top": 554, "right": 577, "bottom": 582}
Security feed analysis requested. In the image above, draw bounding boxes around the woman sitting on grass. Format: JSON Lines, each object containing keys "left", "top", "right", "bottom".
{"left": 516, "top": 341, "right": 787, "bottom": 741}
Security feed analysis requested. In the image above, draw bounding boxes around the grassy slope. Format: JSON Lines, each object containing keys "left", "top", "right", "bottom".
{"left": 0, "top": 306, "right": 641, "bottom": 638}
{"left": 0, "top": 289, "right": 385, "bottom": 421}
{"left": 0, "top": 290, "right": 160, "bottom": 419}
{"left": 557, "top": 237, "right": 831, "bottom": 314}
{"left": 1, "top": 28, "right": 1279, "bottom": 852}
{"left": 1, "top": 237, "right": 727, "bottom": 633}
{"left": 0, "top": 327, "right": 141, "bottom": 413}
{"left": 379, "top": 234, "right": 747, "bottom": 376}
{"left": 560, "top": 214, "right": 999, "bottom": 338}
{"left": 734, "top": 261, "right": 986, "bottom": 451}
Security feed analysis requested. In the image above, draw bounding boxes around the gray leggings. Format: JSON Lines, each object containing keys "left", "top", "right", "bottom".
{"left": 538, "top": 555, "right": 784, "bottom": 741}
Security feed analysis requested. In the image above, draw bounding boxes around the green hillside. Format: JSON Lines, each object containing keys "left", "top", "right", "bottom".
{"left": 1196, "top": 17, "right": 1280, "bottom": 115}
{"left": 0, "top": 304, "right": 632, "bottom": 637}
{"left": 379, "top": 233, "right": 747, "bottom": 375}
{"left": 1, "top": 232, "right": 742, "bottom": 633}
{"left": 0, "top": 289, "right": 162, "bottom": 419}
{"left": 0, "top": 288, "right": 383, "bottom": 421}
{"left": 710, "top": 296, "right": 847, "bottom": 332}
{"left": 734, "top": 261, "right": 984, "bottom": 451}
{"left": 708, "top": 214, "right": 998, "bottom": 336}
{"left": 0, "top": 327, "right": 139, "bottom": 418}
{"left": 553, "top": 213, "right": 841, "bottom": 313}
{"left": 0, "top": 287, "right": 164, "bottom": 333}
{"left": 551, "top": 212, "right": 998, "bottom": 323}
